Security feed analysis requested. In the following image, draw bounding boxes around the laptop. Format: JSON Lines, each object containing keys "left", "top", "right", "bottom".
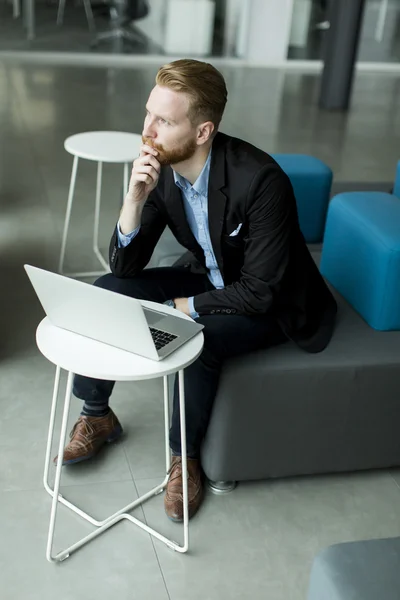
{"left": 24, "top": 265, "right": 204, "bottom": 361}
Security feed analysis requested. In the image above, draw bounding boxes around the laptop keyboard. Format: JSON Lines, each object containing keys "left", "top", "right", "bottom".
{"left": 149, "top": 327, "right": 178, "bottom": 351}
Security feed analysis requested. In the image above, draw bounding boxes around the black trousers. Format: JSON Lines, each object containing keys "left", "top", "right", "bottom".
{"left": 73, "top": 267, "right": 287, "bottom": 457}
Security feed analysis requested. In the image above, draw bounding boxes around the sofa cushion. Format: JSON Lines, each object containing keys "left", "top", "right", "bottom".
{"left": 308, "top": 537, "right": 400, "bottom": 600}
{"left": 321, "top": 192, "right": 400, "bottom": 330}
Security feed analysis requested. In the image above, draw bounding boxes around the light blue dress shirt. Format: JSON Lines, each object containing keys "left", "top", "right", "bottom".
{"left": 117, "top": 150, "right": 224, "bottom": 319}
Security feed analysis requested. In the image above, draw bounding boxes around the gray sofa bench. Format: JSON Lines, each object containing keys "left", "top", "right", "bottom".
{"left": 308, "top": 537, "right": 400, "bottom": 600}
{"left": 200, "top": 283, "right": 400, "bottom": 485}
{"left": 158, "top": 241, "right": 400, "bottom": 487}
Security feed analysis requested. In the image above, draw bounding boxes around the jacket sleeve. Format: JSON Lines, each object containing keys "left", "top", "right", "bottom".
{"left": 109, "top": 188, "right": 167, "bottom": 278}
{"left": 193, "top": 166, "right": 295, "bottom": 316}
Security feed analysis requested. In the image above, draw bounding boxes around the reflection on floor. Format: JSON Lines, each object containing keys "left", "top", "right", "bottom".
{"left": 1, "top": 59, "right": 400, "bottom": 600}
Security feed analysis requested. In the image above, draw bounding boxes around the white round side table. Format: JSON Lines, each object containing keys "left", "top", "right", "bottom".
{"left": 36, "top": 300, "right": 204, "bottom": 563}
{"left": 59, "top": 131, "right": 142, "bottom": 279}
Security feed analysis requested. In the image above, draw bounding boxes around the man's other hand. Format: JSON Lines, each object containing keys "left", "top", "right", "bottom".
{"left": 173, "top": 297, "right": 190, "bottom": 316}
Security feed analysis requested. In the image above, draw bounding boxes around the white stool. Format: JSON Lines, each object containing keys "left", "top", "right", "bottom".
{"left": 59, "top": 131, "right": 142, "bottom": 279}
{"left": 36, "top": 300, "right": 204, "bottom": 563}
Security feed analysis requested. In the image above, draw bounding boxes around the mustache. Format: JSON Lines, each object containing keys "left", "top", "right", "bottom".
{"left": 142, "top": 137, "right": 165, "bottom": 153}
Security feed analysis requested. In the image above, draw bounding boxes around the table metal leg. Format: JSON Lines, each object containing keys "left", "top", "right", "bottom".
{"left": 43, "top": 367, "right": 105, "bottom": 529}
{"left": 46, "top": 370, "right": 74, "bottom": 562}
{"left": 163, "top": 375, "right": 171, "bottom": 474}
{"left": 177, "top": 369, "right": 189, "bottom": 553}
{"left": 58, "top": 155, "right": 79, "bottom": 275}
{"left": 43, "top": 367, "right": 189, "bottom": 562}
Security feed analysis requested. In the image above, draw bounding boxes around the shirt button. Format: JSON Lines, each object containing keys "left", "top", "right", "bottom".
{"left": 194, "top": 194, "right": 198, "bottom": 198}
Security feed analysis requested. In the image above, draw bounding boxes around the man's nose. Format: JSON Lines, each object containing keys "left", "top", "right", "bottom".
{"left": 143, "top": 119, "right": 156, "bottom": 139}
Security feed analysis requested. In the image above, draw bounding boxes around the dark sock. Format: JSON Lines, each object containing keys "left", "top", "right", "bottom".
{"left": 81, "top": 400, "right": 110, "bottom": 418}
{"left": 171, "top": 449, "right": 199, "bottom": 459}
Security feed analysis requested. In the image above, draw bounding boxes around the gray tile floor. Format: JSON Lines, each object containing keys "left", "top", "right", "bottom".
{"left": 1, "top": 58, "right": 400, "bottom": 600}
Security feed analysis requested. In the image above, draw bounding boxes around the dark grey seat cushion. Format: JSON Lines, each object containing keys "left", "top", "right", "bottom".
{"left": 308, "top": 537, "right": 400, "bottom": 600}
{"left": 200, "top": 286, "right": 400, "bottom": 481}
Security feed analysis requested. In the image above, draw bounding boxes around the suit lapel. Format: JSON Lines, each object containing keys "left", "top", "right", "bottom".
{"left": 208, "top": 136, "right": 227, "bottom": 273}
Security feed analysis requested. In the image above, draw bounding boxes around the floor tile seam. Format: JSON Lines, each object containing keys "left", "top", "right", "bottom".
{"left": 123, "top": 444, "right": 169, "bottom": 594}
{"left": 123, "top": 445, "right": 151, "bottom": 525}
{"left": 0, "top": 476, "right": 136, "bottom": 495}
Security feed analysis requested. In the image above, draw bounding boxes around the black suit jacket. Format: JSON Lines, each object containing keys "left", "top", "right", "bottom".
{"left": 109, "top": 132, "right": 337, "bottom": 353}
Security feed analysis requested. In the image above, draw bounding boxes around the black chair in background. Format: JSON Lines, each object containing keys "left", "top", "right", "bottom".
{"left": 92, "top": 0, "right": 149, "bottom": 49}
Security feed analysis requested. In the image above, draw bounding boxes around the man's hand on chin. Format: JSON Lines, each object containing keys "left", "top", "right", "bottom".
{"left": 173, "top": 297, "right": 190, "bottom": 316}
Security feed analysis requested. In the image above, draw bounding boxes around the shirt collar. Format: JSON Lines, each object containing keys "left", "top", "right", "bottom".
{"left": 173, "top": 149, "right": 212, "bottom": 196}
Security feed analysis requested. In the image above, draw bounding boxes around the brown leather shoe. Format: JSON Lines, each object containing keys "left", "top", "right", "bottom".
{"left": 164, "top": 456, "right": 204, "bottom": 522}
{"left": 53, "top": 410, "right": 123, "bottom": 466}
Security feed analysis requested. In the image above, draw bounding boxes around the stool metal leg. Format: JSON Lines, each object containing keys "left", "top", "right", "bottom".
{"left": 123, "top": 162, "right": 129, "bottom": 197}
{"left": 58, "top": 155, "right": 79, "bottom": 274}
{"left": 93, "top": 161, "right": 109, "bottom": 272}
{"left": 59, "top": 156, "right": 110, "bottom": 279}
{"left": 43, "top": 368, "right": 189, "bottom": 562}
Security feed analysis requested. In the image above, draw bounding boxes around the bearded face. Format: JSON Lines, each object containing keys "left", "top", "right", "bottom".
{"left": 142, "top": 85, "right": 200, "bottom": 167}
{"left": 142, "top": 135, "right": 197, "bottom": 166}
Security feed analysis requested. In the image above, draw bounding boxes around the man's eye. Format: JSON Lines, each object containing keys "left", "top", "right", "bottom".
{"left": 158, "top": 117, "right": 168, "bottom": 125}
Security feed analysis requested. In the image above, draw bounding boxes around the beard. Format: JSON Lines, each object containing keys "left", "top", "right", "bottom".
{"left": 142, "top": 135, "right": 197, "bottom": 166}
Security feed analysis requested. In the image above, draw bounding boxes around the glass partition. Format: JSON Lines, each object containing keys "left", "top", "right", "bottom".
{"left": 288, "top": 0, "right": 400, "bottom": 62}
{"left": 0, "top": 0, "right": 246, "bottom": 58}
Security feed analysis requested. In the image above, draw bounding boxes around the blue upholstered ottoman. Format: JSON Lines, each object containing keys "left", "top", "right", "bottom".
{"left": 272, "top": 154, "right": 332, "bottom": 243}
{"left": 308, "top": 537, "right": 400, "bottom": 600}
{"left": 320, "top": 192, "right": 400, "bottom": 331}
{"left": 393, "top": 160, "right": 400, "bottom": 197}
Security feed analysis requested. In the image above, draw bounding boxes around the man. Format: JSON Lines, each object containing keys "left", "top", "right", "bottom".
{"left": 56, "top": 59, "right": 337, "bottom": 522}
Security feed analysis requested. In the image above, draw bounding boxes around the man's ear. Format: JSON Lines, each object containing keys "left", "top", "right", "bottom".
{"left": 197, "top": 121, "right": 215, "bottom": 145}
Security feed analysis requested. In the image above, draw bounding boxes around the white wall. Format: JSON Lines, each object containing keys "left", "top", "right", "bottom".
{"left": 135, "top": 0, "right": 216, "bottom": 56}
{"left": 134, "top": 0, "right": 167, "bottom": 47}
{"left": 240, "top": 0, "right": 295, "bottom": 63}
